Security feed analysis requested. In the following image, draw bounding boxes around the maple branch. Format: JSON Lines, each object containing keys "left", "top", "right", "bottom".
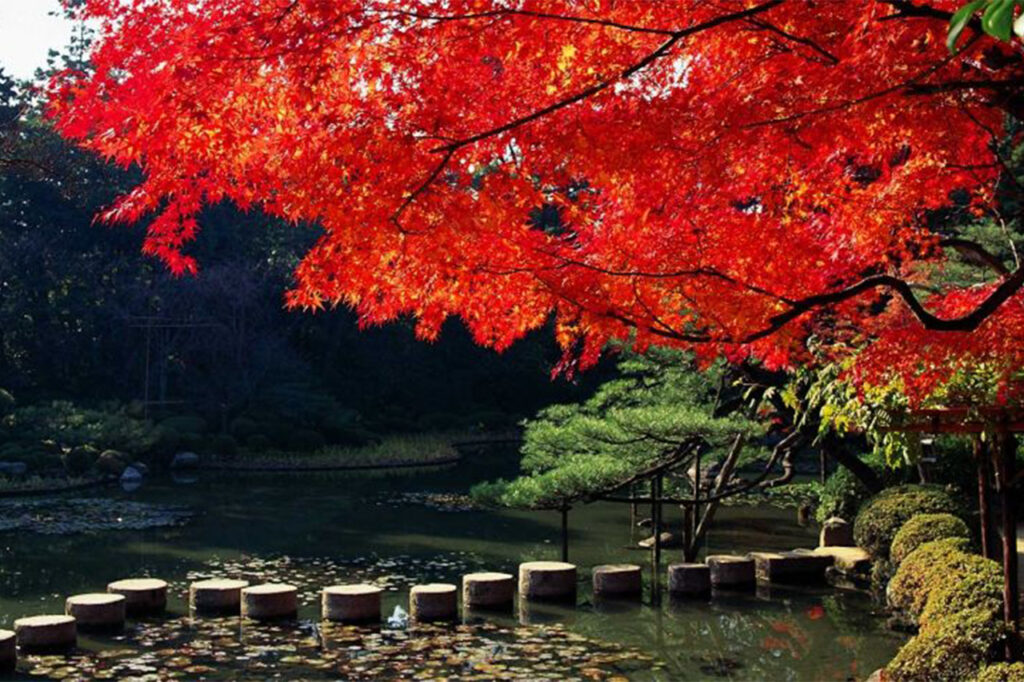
{"left": 940, "top": 237, "right": 1010, "bottom": 276}
{"left": 380, "top": 9, "right": 677, "bottom": 36}
{"left": 745, "top": 19, "right": 838, "bottom": 65}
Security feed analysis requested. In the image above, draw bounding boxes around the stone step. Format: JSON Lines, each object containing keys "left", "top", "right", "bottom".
{"left": 241, "top": 584, "right": 298, "bottom": 621}
{"left": 462, "top": 572, "right": 515, "bottom": 609}
{"left": 748, "top": 551, "right": 833, "bottom": 584}
{"left": 592, "top": 564, "right": 642, "bottom": 598}
{"left": 107, "top": 578, "right": 168, "bottom": 616}
{"left": 14, "top": 615, "right": 77, "bottom": 653}
{"left": 667, "top": 563, "right": 711, "bottom": 598}
{"left": 190, "top": 579, "right": 250, "bottom": 615}
{"left": 518, "top": 562, "right": 577, "bottom": 602}
{"left": 795, "top": 547, "right": 872, "bottom": 574}
{"left": 65, "top": 594, "right": 126, "bottom": 631}
{"left": 705, "top": 555, "right": 756, "bottom": 589}
{"left": 409, "top": 583, "right": 458, "bottom": 621}
{"left": 0, "top": 629, "right": 14, "bottom": 673}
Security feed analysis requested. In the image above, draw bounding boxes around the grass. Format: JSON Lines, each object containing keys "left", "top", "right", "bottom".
{"left": 208, "top": 433, "right": 460, "bottom": 470}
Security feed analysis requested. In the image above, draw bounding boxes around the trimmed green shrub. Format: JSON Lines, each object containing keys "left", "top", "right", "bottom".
{"left": 62, "top": 444, "right": 99, "bottom": 475}
{"left": 919, "top": 554, "right": 1003, "bottom": 627}
{"left": 891, "top": 513, "right": 972, "bottom": 564}
{"left": 888, "top": 537, "right": 974, "bottom": 619}
{"left": 816, "top": 466, "right": 873, "bottom": 523}
{"left": 854, "top": 484, "right": 961, "bottom": 559}
{"left": 210, "top": 434, "right": 238, "bottom": 457}
{"left": 159, "top": 415, "right": 208, "bottom": 435}
{"left": 229, "top": 417, "right": 259, "bottom": 439}
{"left": 887, "top": 608, "right": 1005, "bottom": 682}
{"left": 288, "top": 429, "right": 327, "bottom": 452}
{"left": 975, "top": 663, "right": 1024, "bottom": 682}
{"left": 245, "top": 434, "right": 272, "bottom": 452}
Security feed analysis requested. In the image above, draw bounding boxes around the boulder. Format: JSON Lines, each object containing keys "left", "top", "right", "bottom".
{"left": 96, "top": 450, "right": 131, "bottom": 476}
{"left": 120, "top": 466, "right": 144, "bottom": 482}
{"left": 819, "top": 517, "right": 855, "bottom": 547}
{"left": 170, "top": 452, "right": 200, "bottom": 470}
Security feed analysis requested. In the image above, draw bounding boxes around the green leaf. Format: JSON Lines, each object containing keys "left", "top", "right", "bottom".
{"left": 948, "top": 0, "right": 987, "bottom": 53}
{"left": 982, "top": 0, "right": 1015, "bottom": 41}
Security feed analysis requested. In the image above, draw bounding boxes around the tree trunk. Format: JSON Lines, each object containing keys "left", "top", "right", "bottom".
{"left": 826, "top": 434, "right": 883, "bottom": 493}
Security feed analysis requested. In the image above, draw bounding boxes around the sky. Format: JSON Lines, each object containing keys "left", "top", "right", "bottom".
{"left": 0, "top": 0, "right": 75, "bottom": 80}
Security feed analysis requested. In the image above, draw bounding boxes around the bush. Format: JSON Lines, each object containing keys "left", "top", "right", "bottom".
{"left": 209, "top": 434, "right": 238, "bottom": 457}
{"left": 159, "top": 415, "right": 208, "bottom": 435}
{"left": 888, "top": 537, "right": 974, "bottom": 619}
{"left": 891, "top": 513, "right": 972, "bottom": 564}
{"left": 887, "top": 608, "right": 1005, "bottom": 682}
{"left": 854, "top": 484, "right": 962, "bottom": 559}
{"left": 919, "top": 553, "right": 1003, "bottom": 627}
{"left": 62, "top": 444, "right": 99, "bottom": 475}
{"left": 0, "top": 388, "right": 15, "bottom": 417}
{"left": 245, "top": 434, "right": 272, "bottom": 452}
{"left": 288, "top": 429, "right": 327, "bottom": 452}
{"left": 96, "top": 449, "right": 131, "bottom": 476}
{"left": 816, "top": 466, "right": 873, "bottom": 523}
{"left": 975, "top": 663, "right": 1024, "bottom": 682}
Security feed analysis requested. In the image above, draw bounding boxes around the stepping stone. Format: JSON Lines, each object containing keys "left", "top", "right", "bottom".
{"left": 705, "top": 555, "right": 755, "bottom": 589}
{"left": 410, "top": 583, "right": 458, "bottom": 621}
{"left": 0, "top": 630, "right": 14, "bottom": 673}
{"left": 65, "top": 593, "right": 126, "bottom": 631}
{"left": 107, "top": 578, "right": 168, "bottom": 615}
{"left": 190, "top": 579, "right": 250, "bottom": 615}
{"left": 592, "top": 564, "right": 642, "bottom": 597}
{"left": 668, "top": 563, "right": 711, "bottom": 597}
{"left": 801, "top": 546, "right": 871, "bottom": 573}
{"left": 14, "top": 615, "right": 77, "bottom": 653}
{"left": 462, "top": 572, "right": 515, "bottom": 609}
{"left": 241, "top": 584, "right": 298, "bottom": 621}
{"left": 322, "top": 584, "right": 382, "bottom": 623}
{"left": 819, "top": 517, "right": 854, "bottom": 547}
{"left": 518, "top": 561, "right": 577, "bottom": 602}
{"left": 748, "top": 551, "right": 832, "bottom": 583}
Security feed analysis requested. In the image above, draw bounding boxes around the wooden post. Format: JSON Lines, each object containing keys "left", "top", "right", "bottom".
{"left": 560, "top": 507, "right": 569, "bottom": 563}
{"left": 975, "top": 436, "right": 994, "bottom": 561}
{"left": 998, "top": 426, "right": 1019, "bottom": 660}
{"left": 651, "top": 474, "right": 663, "bottom": 604}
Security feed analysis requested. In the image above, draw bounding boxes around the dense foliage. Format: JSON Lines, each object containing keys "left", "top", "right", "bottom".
{"left": 890, "top": 512, "right": 973, "bottom": 564}
{"left": 853, "top": 484, "right": 963, "bottom": 558}
{"left": 50, "top": 0, "right": 1024, "bottom": 403}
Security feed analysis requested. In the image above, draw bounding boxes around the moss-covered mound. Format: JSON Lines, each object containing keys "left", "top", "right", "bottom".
{"left": 854, "top": 484, "right": 961, "bottom": 559}
{"left": 975, "top": 662, "right": 1024, "bottom": 682}
{"left": 891, "top": 512, "right": 972, "bottom": 564}
{"left": 887, "top": 608, "right": 1005, "bottom": 682}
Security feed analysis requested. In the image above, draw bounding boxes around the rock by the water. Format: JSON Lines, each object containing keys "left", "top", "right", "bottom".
{"left": 170, "top": 452, "right": 200, "bottom": 470}
{"left": 518, "top": 561, "right": 577, "bottom": 602}
{"left": 242, "top": 583, "right": 298, "bottom": 621}
{"left": 819, "top": 517, "right": 855, "bottom": 547}
{"left": 0, "top": 461, "right": 27, "bottom": 477}
{"left": 108, "top": 578, "right": 168, "bottom": 615}
{"left": 462, "top": 572, "right": 514, "bottom": 609}
{"left": 638, "top": 531, "right": 682, "bottom": 549}
{"left": 322, "top": 584, "right": 382, "bottom": 623}
{"left": 191, "top": 578, "right": 249, "bottom": 615}
{"left": 668, "top": 563, "right": 711, "bottom": 597}
{"left": 592, "top": 564, "right": 642, "bottom": 597}
{"left": 409, "top": 583, "right": 458, "bottom": 621}
{"left": 65, "top": 593, "right": 126, "bottom": 631}
{"left": 97, "top": 450, "right": 130, "bottom": 476}
{"left": 15, "top": 615, "right": 77, "bottom": 652}
{"left": 706, "top": 555, "right": 756, "bottom": 589}
{"left": 121, "top": 466, "right": 144, "bottom": 482}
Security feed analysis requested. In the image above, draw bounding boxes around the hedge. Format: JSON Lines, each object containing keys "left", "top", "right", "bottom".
{"left": 853, "top": 484, "right": 961, "bottom": 559}
{"left": 890, "top": 512, "right": 972, "bottom": 565}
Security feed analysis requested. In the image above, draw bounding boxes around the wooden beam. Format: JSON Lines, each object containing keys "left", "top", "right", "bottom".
{"left": 976, "top": 436, "right": 994, "bottom": 560}
{"left": 999, "top": 429, "right": 1020, "bottom": 660}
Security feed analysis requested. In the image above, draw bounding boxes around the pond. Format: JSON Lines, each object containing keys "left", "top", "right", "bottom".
{"left": 0, "top": 447, "right": 905, "bottom": 680}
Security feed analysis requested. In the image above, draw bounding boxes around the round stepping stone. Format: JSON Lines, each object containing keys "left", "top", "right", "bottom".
{"left": 409, "top": 583, "right": 458, "bottom": 621}
{"left": 592, "top": 564, "right": 642, "bottom": 597}
{"left": 65, "top": 593, "right": 126, "bottom": 631}
{"left": 668, "top": 563, "right": 711, "bottom": 597}
{"left": 322, "top": 584, "right": 382, "bottom": 623}
{"left": 0, "top": 630, "right": 14, "bottom": 673}
{"left": 706, "top": 554, "right": 756, "bottom": 589}
{"left": 14, "top": 615, "right": 77, "bottom": 653}
{"left": 190, "top": 579, "right": 249, "bottom": 615}
{"left": 518, "top": 561, "right": 577, "bottom": 602}
{"left": 462, "top": 572, "right": 515, "bottom": 609}
{"left": 241, "top": 584, "right": 298, "bottom": 621}
{"left": 107, "top": 578, "right": 168, "bottom": 615}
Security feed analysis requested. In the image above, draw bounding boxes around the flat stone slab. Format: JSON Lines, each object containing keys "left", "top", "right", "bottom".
{"left": 748, "top": 551, "right": 833, "bottom": 584}
{"left": 667, "top": 563, "right": 711, "bottom": 597}
{"left": 107, "top": 578, "right": 168, "bottom": 615}
{"left": 801, "top": 546, "right": 871, "bottom": 573}
{"left": 592, "top": 564, "right": 642, "bottom": 597}
{"left": 65, "top": 593, "right": 126, "bottom": 630}
{"left": 462, "top": 572, "right": 514, "bottom": 609}
{"left": 322, "top": 584, "right": 382, "bottom": 623}
{"left": 519, "top": 561, "right": 577, "bottom": 601}
{"left": 706, "top": 555, "right": 756, "bottom": 589}
{"left": 242, "top": 584, "right": 298, "bottom": 621}
{"left": 410, "top": 583, "right": 458, "bottom": 621}
{"left": 14, "top": 615, "right": 77, "bottom": 652}
{"left": 190, "top": 579, "right": 250, "bottom": 615}
{"left": 0, "top": 629, "right": 14, "bottom": 672}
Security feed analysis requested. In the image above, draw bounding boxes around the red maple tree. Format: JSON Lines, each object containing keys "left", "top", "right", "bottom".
{"left": 50, "top": 0, "right": 1024, "bottom": 400}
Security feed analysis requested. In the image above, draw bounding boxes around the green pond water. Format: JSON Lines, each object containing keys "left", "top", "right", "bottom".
{"left": 0, "top": 448, "right": 906, "bottom": 680}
